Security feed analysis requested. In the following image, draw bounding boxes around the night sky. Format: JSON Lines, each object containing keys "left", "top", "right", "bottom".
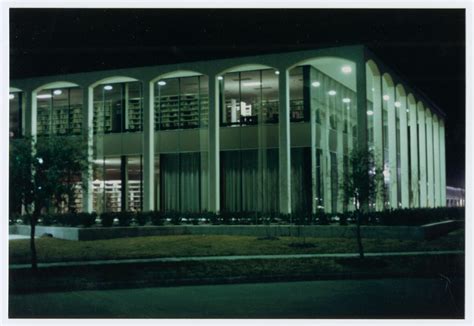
{"left": 9, "top": 8, "right": 465, "bottom": 188}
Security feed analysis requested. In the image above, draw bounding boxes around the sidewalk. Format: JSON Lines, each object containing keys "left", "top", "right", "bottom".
{"left": 9, "top": 250, "right": 464, "bottom": 270}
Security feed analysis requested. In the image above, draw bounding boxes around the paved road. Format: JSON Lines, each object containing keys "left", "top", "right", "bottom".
{"left": 9, "top": 277, "right": 464, "bottom": 318}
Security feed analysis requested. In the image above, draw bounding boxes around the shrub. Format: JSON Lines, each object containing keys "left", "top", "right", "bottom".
{"left": 150, "top": 211, "right": 165, "bottom": 225}
{"left": 117, "top": 212, "right": 133, "bottom": 227}
{"left": 168, "top": 211, "right": 182, "bottom": 225}
{"left": 220, "top": 211, "right": 233, "bottom": 225}
{"left": 316, "top": 212, "right": 330, "bottom": 225}
{"left": 78, "top": 212, "right": 97, "bottom": 227}
{"left": 40, "top": 213, "right": 56, "bottom": 226}
{"left": 134, "top": 212, "right": 150, "bottom": 226}
{"left": 100, "top": 212, "right": 116, "bottom": 227}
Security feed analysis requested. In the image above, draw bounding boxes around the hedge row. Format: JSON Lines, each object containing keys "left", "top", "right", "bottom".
{"left": 10, "top": 207, "right": 464, "bottom": 228}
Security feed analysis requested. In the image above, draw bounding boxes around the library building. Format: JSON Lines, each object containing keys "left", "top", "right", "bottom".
{"left": 9, "top": 45, "right": 447, "bottom": 215}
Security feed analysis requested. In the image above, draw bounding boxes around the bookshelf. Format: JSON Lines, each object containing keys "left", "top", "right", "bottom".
{"left": 127, "top": 99, "right": 142, "bottom": 131}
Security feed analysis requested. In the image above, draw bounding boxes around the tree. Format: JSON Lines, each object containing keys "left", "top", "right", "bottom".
{"left": 9, "top": 136, "right": 88, "bottom": 270}
{"left": 343, "top": 148, "right": 379, "bottom": 259}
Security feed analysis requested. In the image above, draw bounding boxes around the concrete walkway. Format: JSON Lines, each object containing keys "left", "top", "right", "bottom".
{"left": 9, "top": 250, "right": 464, "bottom": 270}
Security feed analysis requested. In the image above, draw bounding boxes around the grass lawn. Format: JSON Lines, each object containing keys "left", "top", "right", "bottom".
{"left": 9, "top": 229, "right": 464, "bottom": 265}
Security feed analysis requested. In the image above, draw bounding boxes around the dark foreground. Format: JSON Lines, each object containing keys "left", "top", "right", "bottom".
{"left": 9, "top": 277, "right": 464, "bottom": 319}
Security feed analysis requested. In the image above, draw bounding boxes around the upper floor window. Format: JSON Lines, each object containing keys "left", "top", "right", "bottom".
{"left": 9, "top": 92, "right": 23, "bottom": 138}
{"left": 93, "top": 81, "right": 142, "bottom": 134}
{"left": 221, "top": 68, "right": 279, "bottom": 126}
{"left": 155, "top": 75, "right": 209, "bottom": 131}
{"left": 37, "top": 87, "right": 82, "bottom": 136}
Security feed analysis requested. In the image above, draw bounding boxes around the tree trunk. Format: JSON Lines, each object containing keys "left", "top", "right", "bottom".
{"left": 356, "top": 210, "right": 364, "bottom": 259}
{"left": 30, "top": 211, "right": 38, "bottom": 271}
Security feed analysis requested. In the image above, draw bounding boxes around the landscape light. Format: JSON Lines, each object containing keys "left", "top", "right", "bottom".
{"left": 328, "top": 90, "right": 336, "bottom": 96}
{"left": 217, "top": 76, "right": 224, "bottom": 81}
{"left": 383, "top": 95, "right": 390, "bottom": 101}
{"left": 394, "top": 101, "right": 401, "bottom": 108}
{"left": 311, "top": 81, "right": 321, "bottom": 87}
{"left": 367, "top": 110, "right": 374, "bottom": 116}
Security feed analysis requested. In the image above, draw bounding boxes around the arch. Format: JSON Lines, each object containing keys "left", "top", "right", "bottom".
{"left": 289, "top": 56, "right": 356, "bottom": 92}
{"left": 417, "top": 100, "right": 425, "bottom": 112}
{"left": 382, "top": 73, "right": 394, "bottom": 87}
{"left": 90, "top": 76, "right": 139, "bottom": 88}
{"left": 366, "top": 59, "right": 381, "bottom": 76}
{"left": 34, "top": 81, "right": 80, "bottom": 93}
{"left": 151, "top": 70, "right": 206, "bottom": 83}
{"left": 395, "top": 84, "right": 406, "bottom": 98}
{"left": 10, "top": 87, "right": 22, "bottom": 93}
{"left": 407, "top": 93, "right": 416, "bottom": 106}
{"left": 217, "top": 64, "right": 276, "bottom": 76}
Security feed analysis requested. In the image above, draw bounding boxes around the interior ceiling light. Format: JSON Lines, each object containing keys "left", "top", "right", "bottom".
{"left": 328, "top": 90, "right": 336, "bottom": 96}
{"left": 104, "top": 85, "right": 113, "bottom": 90}
{"left": 157, "top": 81, "right": 166, "bottom": 86}
{"left": 311, "top": 81, "right": 321, "bottom": 87}
{"left": 341, "top": 65, "right": 352, "bottom": 74}
{"left": 367, "top": 110, "right": 374, "bottom": 116}
{"left": 394, "top": 101, "right": 401, "bottom": 108}
{"left": 9, "top": 94, "right": 14, "bottom": 100}
{"left": 342, "top": 98, "right": 351, "bottom": 103}
{"left": 274, "top": 70, "right": 280, "bottom": 75}
{"left": 53, "top": 89, "right": 62, "bottom": 95}
{"left": 242, "top": 82, "right": 261, "bottom": 87}
{"left": 217, "top": 76, "right": 224, "bottom": 81}
{"left": 383, "top": 95, "right": 390, "bottom": 101}
{"left": 37, "top": 94, "right": 52, "bottom": 99}
{"left": 406, "top": 109, "right": 410, "bottom": 113}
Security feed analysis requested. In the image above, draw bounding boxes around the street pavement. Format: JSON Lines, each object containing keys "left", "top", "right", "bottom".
{"left": 9, "top": 277, "right": 464, "bottom": 318}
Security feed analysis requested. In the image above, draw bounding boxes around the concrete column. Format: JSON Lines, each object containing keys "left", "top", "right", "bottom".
{"left": 418, "top": 104, "right": 427, "bottom": 207}
{"left": 439, "top": 120, "right": 447, "bottom": 206}
{"left": 82, "top": 87, "right": 93, "bottom": 213}
{"left": 426, "top": 110, "right": 435, "bottom": 208}
{"left": 278, "top": 69, "right": 291, "bottom": 214}
{"left": 24, "top": 89, "right": 37, "bottom": 139}
{"left": 142, "top": 82, "right": 155, "bottom": 211}
{"left": 121, "top": 155, "right": 129, "bottom": 211}
{"left": 386, "top": 86, "right": 398, "bottom": 208}
{"left": 408, "top": 99, "right": 419, "bottom": 207}
{"left": 208, "top": 75, "right": 220, "bottom": 213}
{"left": 399, "top": 97, "right": 409, "bottom": 208}
{"left": 356, "top": 60, "right": 368, "bottom": 211}
{"left": 309, "top": 68, "right": 318, "bottom": 214}
{"left": 433, "top": 115, "right": 441, "bottom": 207}
{"left": 336, "top": 85, "right": 344, "bottom": 213}
{"left": 372, "top": 75, "right": 383, "bottom": 211}
{"left": 322, "top": 98, "right": 332, "bottom": 213}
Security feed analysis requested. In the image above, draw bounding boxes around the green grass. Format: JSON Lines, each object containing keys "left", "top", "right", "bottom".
{"left": 9, "top": 229, "right": 464, "bottom": 265}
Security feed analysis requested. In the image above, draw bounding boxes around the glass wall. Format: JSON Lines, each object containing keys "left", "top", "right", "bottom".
{"left": 158, "top": 152, "right": 202, "bottom": 212}
{"left": 36, "top": 87, "right": 83, "bottom": 136}
{"left": 154, "top": 75, "right": 208, "bottom": 130}
{"left": 221, "top": 68, "right": 279, "bottom": 126}
{"left": 221, "top": 149, "right": 279, "bottom": 213}
{"left": 292, "top": 59, "right": 357, "bottom": 214}
{"left": 92, "top": 156, "right": 143, "bottom": 213}
{"left": 9, "top": 91, "right": 23, "bottom": 138}
{"left": 93, "top": 81, "right": 142, "bottom": 134}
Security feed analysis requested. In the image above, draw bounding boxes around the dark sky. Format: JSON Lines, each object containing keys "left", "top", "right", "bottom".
{"left": 9, "top": 8, "right": 465, "bottom": 187}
